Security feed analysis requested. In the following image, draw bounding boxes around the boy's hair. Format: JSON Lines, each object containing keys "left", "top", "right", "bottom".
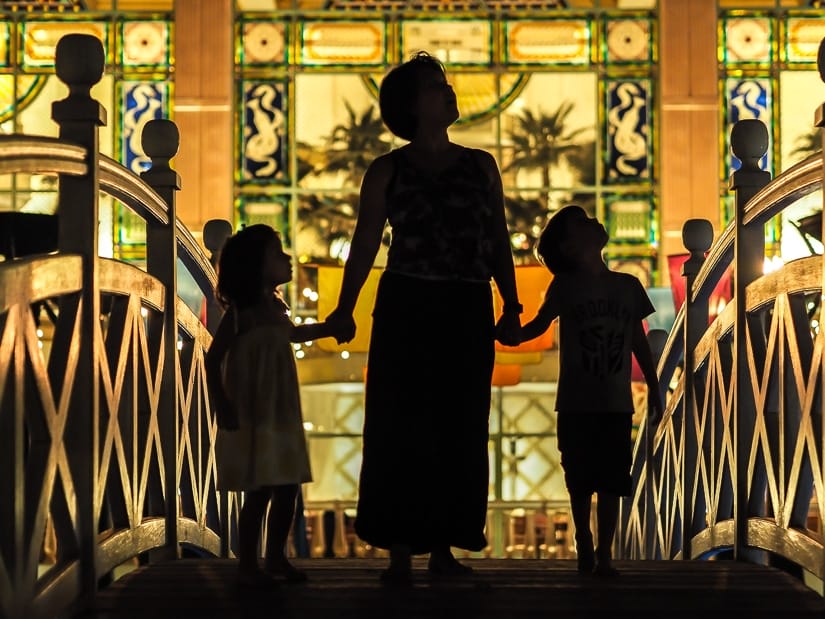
{"left": 535, "top": 205, "right": 587, "bottom": 275}
{"left": 215, "top": 223, "right": 280, "bottom": 310}
{"left": 379, "top": 51, "right": 446, "bottom": 141}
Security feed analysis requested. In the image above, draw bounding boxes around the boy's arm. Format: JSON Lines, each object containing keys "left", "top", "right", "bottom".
{"left": 520, "top": 311, "right": 555, "bottom": 343}
{"left": 632, "top": 320, "right": 664, "bottom": 424}
{"left": 519, "top": 283, "right": 558, "bottom": 343}
{"left": 204, "top": 312, "right": 239, "bottom": 430}
{"left": 290, "top": 321, "right": 338, "bottom": 343}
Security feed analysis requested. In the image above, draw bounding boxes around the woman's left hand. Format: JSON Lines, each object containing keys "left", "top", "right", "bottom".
{"left": 495, "top": 310, "right": 522, "bottom": 346}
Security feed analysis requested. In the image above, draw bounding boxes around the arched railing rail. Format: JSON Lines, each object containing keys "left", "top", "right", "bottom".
{"left": 619, "top": 36, "right": 825, "bottom": 590}
{"left": 0, "top": 34, "right": 230, "bottom": 619}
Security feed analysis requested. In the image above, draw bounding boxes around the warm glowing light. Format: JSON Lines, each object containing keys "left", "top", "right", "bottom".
{"left": 340, "top": 350, "right": 350, "bottom": 359}
{"left": 763, "top": 255, "right": 784, "bottom": 274}
{"left": 36, "top": 328, "right": 43, "bottom": 338}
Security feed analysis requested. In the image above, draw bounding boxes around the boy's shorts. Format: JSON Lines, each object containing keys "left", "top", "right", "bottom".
{"left": 556, "top": 411, "right": 633, "bottom": 497}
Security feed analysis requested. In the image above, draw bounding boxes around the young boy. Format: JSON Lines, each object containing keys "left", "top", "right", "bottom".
{"left": 520, "top": 205, "right": 663, "bottom": 577}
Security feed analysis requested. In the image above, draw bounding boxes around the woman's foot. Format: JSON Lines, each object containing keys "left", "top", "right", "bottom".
{"left": 427, "top": 550, "right": 473, "bottom": 578}
{"left": 380, "top": 544, "right": 413, "bottom": 586}
{"left": 237, "top": 567, "right": 278, "bottom": 589}
{"left": 264, "top": 559, "right": 308, "bottom": 583}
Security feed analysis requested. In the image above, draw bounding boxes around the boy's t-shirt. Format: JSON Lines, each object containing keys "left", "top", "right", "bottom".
{"left": 544, "top": 269, "right": 655, "bottom": 414}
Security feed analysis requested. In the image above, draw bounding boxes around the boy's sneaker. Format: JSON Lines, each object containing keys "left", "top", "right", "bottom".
{"left": 594, "top": 548, "right": 619, "bottom": 577}
{"left": 576, "top": 550, "right": 595, "bottom": 575}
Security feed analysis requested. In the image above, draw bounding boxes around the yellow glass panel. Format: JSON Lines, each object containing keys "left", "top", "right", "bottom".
{"left": 316, "top": 265, "right": 382, "bottom": 353}
{"left": 786, "top": 18, "right": 825, "bottom": 63}
{"left": 302, "top": 22, "right": 384, "bottom": 65}
{"left": 508, "top": 20, "right": 589, "bottom": 64}
{"left": 22, "top": 22, "right": 106, "bottom": 68}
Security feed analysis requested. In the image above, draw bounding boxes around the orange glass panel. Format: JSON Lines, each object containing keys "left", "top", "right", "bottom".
{"left": 492, "top": 364, "right": 521, "bottom": 386}
{"left": 494, "top": 265, "right": 554, "bottom": 353}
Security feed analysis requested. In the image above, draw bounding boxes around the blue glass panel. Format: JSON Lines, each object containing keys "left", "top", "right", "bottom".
{"left": 605, "top": 79, "right": 651, "bottom": 182}
{"left": 241, "top": 80, "right": 288, "bottom": 183}
{"left": 726, "top": 77, "right": 771, "bottom": 173}
{"left": 121, "top": 81, "right": 168, "bottom": 174}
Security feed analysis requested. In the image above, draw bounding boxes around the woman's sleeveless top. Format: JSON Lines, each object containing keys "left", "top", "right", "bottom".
{"left": 384, "top": 147, "right": 497, "bottom": 281}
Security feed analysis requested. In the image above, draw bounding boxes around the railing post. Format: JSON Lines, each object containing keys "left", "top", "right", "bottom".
{"left": 141, "top": 119, "right": 182, "bottom": 560}
{"left": 815, "top": 37, "right": 825, "bottom": 575}
{"left": 729, "top": 119, "right": 770, "bottom": 563}
{"left": 202, "top": 218, "right": 232, "bottom": 333}
{"left": 645, "top": 328, "right": 668, "bottom": 560}
{"left": 50, "top": 33, "right": 106, "bottom": 606}
{"left": 680, "top": 219, "right": 713, "bottom": 561}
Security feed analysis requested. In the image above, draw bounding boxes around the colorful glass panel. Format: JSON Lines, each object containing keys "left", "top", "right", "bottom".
{"left": 785, "top": 17, "right": 825, "bottom": 64}
{"left": 605, "top": 79, "right": 651, "bottom": 182}
{"left": 21, "top": 21, "right": 108, "bottom": 68}
{"left": 301, "top": 21, "right": 384, "bottom": 66}
{"left": 604, "top": 16, "right": 651, "bottom": 64}
{"left": 120, "top": 81, "right": 168, "bottom": 174}
{"left": 725, "top": 76, "right": 772, "bottom": 174}
{"left": 723, "top": 16, "right": 772, "bottom": 64}
{"left": 240, "top": 20, "right": 287, "bottom": 65}
{"left": 401, "top": 20, "right": 492, "bottom": 65}
{"left": 505, "top": 20, "right": 590, "bottom": 65}
{"left": 241, "top": 79, "right": 288, "bottom": 183}
{"left": 121, "top": 21, "right": 169, "bottom": 67}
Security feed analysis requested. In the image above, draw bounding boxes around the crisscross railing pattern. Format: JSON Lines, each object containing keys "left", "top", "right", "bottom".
{"left": 618, "top": 37, "right": 825, "bottom": 585}
{"left": 0, "top": 34, "right": 228, "bottom": 619}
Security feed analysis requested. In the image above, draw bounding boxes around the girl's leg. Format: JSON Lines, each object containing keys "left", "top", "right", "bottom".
{"left": 594, "top": 492, "right": 620, "bottom": 577}
{"left": 263, "top": 484, "right": 307, "bottom": 582}
{"left": 238, "top": 488, "right": 271, "bottom": 579}
{"left": 569, "top": 491, "right": 595, "bottom": 574}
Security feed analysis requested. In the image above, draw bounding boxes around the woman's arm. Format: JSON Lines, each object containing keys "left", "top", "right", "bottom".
{"left": 475, "top": 149, "right": 521, "bottom": 345}
{"left": 326, "top": 154, "right": 393, "bottom": 342}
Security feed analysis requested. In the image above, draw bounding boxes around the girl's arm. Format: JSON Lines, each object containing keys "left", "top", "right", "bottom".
{"left": 290, "top": 321, "right": 338, "bottom": 343}
{"left": 204, "top": 311, "right": 239, "bottom": 430}
{"left": 632, "top": 320, "right": 664, "bottom": 424}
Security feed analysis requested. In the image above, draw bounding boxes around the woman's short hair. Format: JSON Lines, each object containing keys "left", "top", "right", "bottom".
{"left": 379, "top": 51, "right": 445, "bottom": 141}
{"left": 215, "top": 223, "right": 279, "bottom": 309}
{"left": 535, "top": 205, "right": 587, "bottom": 275}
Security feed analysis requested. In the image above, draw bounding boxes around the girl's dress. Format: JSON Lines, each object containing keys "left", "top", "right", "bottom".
{"left": 216, "top": 310, "right": 312, "bottom": 490}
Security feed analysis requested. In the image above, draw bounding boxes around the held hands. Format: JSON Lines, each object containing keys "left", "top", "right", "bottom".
{"left": 325, "top": 308, "right": 357, "bottom": 344}
{"left": 495, "top": 310, "right": 522, "bottom": 347}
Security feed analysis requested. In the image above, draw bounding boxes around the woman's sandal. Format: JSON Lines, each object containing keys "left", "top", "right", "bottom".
{"left": 379, "top": 566, "right": 413, "bottom": 586}
{"left": 237, "top": 568, "right": 279, "bottom": 589}
{"left": 427, "top": 557, "right": 474, "bottom": 579}
{"left": 265, "top": 561, "right": 308, "bottom": 583}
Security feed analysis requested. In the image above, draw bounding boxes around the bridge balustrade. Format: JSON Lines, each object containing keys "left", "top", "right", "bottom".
{"left": 0, "top": 34, "right": 230, "bottom": 619}
{"left": 618, "top": 37, "right": 825, "bottom": 590}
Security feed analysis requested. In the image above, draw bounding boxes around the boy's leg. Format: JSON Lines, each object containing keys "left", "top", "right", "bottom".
{"left": 569, "top": 491, "right": 594, "bottom": 574}
{"left": 594, "top": 492, "right": 620, "bottom": 577}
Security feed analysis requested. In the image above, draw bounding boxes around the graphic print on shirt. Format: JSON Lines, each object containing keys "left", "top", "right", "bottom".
{"left": 575, "top": 297, "right": 631, "bottom": 381}
{"left": 580, "top": 325, "right": 623, "bottom": 380}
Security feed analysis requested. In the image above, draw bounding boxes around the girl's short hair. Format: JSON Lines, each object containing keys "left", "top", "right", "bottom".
{"left": 535, "top": 205, "right": 587, "bottom": 275}
{"left": 379, "top": 51, "right": 446, "bottom": 141}
{"left": 215, "top": 223, "right": 280, "bottom": 309}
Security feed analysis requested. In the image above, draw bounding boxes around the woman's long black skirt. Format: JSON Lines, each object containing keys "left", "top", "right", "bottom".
{"left": 353, "top": 271, "right": 495, "bottom": 555}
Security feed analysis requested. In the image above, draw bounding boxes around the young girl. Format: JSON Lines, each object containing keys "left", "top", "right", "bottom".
{"left": 520, "top": 205, "right": 663, "bottom": 577}
{"left": 205, "top": 224, "right": 337, "bottom": 587}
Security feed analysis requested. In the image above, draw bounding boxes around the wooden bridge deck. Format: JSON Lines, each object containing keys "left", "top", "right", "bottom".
{"left": 74, "top": 557, "right": 825, "bottom": 619}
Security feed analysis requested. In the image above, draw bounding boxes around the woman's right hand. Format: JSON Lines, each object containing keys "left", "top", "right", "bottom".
{"left": 326, "top": 308, "right": 357, "bottom": 344}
